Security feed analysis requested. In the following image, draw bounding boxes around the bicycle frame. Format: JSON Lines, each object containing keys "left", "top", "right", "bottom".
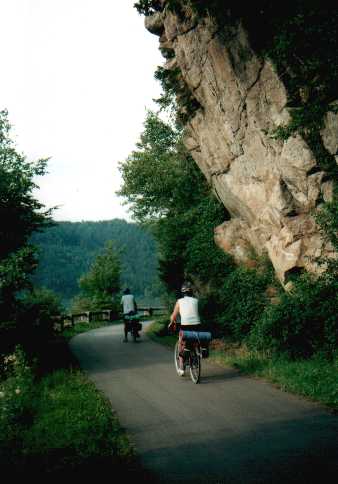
{"left": 124, "top": 314, "right": 141, "bottom": 342}
{"left": 175, "top": 336, "right": 202, "bottom": 384}
{"left": 172, "top": 325, "right": 211, "bottom": 383}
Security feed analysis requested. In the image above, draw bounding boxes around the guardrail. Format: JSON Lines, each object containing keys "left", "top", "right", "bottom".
{"left": 138, "top": 306, "right": 167, "bottom": 316}
{"left": 53, "top": 307, "right": 167, "bottom": 332}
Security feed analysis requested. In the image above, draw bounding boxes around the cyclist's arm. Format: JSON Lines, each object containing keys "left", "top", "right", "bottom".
{"left": 168, "top": 301, "right": 180, "bottom": 328}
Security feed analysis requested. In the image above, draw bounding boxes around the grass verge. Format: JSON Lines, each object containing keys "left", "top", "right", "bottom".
{"left": 0, "top": 319, "right": 157, "bottom": 480}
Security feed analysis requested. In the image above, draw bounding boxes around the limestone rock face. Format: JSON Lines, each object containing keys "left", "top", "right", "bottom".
{"left": 145, "top": 6, "right": 337, "bottom": 284}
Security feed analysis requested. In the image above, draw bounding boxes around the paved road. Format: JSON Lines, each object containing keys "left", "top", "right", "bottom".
{"left": 69, "top": 322, "right": 338, "bottom": 483}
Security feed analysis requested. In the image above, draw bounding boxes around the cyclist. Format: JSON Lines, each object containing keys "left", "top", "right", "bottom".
{"left": 121, "top": 288, "right": 138, "bottom": 342}
{"left": 168, "top": 281, "right": 201, "bottom": 376}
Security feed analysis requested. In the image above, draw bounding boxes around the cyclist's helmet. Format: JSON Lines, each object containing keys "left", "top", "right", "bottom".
{"left": 181, "top": 281, "right": 193, "bottom": 294}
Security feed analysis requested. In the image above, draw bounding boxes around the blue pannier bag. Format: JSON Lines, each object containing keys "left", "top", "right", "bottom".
{"left": 181, "top": 331, "right": 212, "bottom": 358}
{"left": 181, "top": 331, "right": 212, "bottom": 342}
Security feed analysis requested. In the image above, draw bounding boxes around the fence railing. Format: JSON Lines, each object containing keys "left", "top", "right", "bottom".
{"left": 137, "top": 306, "right": 167, "bottom": 316}
{"left": 53, "top": 306, "right": 167, "bottom": 332}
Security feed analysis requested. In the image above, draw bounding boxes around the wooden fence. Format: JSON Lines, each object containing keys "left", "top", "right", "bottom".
{"left": 138, "top": 306, "right": 168, "bottom": 317}
{"left": 53, "top": 306, "right": 167, "bottom": 332}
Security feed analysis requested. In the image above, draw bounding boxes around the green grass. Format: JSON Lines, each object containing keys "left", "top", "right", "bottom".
{"left": 223, "top": 352, "right": 338, "bottom": 411}
{"left": 146, "top": 319, "right": 177, "bottom": 347}
{"left": 147, "top": 320, "right": 338, "bottom": 412}
{"left": 0, "top": 321, "right": 157, "bottom": 479}
{"left": 18, "top": 370, "right": 134, "bottom": 474}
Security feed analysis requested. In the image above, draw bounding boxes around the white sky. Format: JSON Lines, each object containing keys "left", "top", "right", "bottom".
{"left": 0, "top": 0, "right": 163, "bottom": 222}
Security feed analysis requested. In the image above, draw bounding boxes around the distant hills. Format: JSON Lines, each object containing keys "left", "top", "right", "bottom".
{"left": 30, "top": 219, "right": 163, "bottom": 308}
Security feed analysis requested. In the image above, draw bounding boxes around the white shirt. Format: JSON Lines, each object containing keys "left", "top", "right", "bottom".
{"left": 121, "top": 294, "right": 136, "bottom": 314}
{"left": 178, "top": 296, "right": 201, "bottom": 325}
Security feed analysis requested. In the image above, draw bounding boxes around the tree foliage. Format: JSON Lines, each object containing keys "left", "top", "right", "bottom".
{"left": 30, "top": 219, "right": 162, "bottom": 305}
{"left": 249, "top": 274, "right": 338, "bottom": 359}
{"left": 79, "top": 241, "right": 120, "bottom": 297}
{"left": 77, "top": 242, "right": 121, "bottom": 311}
{"left": 0, "top": 111, "right": 52, "bottom": 259}
{"left": 118, "top": 111, "right": 232, "bottom": 295}
{"left": 0, "top": 110, "right": 52, "bottom": 322}
{"left": 118, "top": 111, "right": 205, "bottom": 221}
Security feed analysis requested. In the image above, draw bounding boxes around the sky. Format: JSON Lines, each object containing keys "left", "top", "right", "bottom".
{"left": 0, "top": 0, "right": 163, "bottom": 222}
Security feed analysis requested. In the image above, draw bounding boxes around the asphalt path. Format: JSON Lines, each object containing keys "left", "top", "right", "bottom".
{"left": 69, "top": 322, "right": 338, "bottom": 483}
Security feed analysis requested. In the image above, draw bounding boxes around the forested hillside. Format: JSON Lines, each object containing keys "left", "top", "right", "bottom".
{"left": 30, "top": 219, "right": 162, "bottom": 307}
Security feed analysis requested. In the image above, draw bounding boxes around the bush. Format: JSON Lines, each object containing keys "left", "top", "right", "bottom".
{"left": 70, "top": 294, "right": 120, "bottom": 320}
{"left": 248, "top": 274, "right": 338, "bottom": 359}
{"left": 199, "top": 292, "right": 227, "bottom": 336}
{"left": 0, "top": 346, "right": 37, "bottom": 456}
{"left": 184, "top": 196, "right": 234, "bottom": 287}
{"left": 17, "top": 288, "right": 63, "bottom": 340}
{"left": 0, "top": 321, "right": 19, "bottom": 359}
{"left": 0, "top": 288, "right": 63, "bottom": 356}
{"left": 217, "top": 266, "right": 271, "bottom": 340}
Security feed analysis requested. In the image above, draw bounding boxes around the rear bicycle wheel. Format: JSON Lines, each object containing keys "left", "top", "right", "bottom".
{"left": 189, "top": 347, "right": 201, "bottom": 384}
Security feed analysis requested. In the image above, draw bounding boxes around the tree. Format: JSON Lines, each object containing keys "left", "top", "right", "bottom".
{"left": 77, "top": 241, "right": 121, "bottom": 310}
{"left": 118, "top": 111, "right": 231, "bottom": 295}
{"left": 0, "top": 109, "right": 52, "bottom": 322}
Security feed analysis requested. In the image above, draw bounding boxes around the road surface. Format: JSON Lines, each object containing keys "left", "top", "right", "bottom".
{"left": 69, "top": 322, "right": 338, "bottom": 483}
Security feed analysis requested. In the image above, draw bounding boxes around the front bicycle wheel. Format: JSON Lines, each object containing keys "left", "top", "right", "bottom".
{"left": 174, "top": 341, "right": 182, "bottom": 375}
{"left": 189, "top": 348, "right": 201, "bottom": 384}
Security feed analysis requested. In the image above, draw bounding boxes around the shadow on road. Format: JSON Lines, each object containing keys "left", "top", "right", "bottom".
{"left": 140, "top": 412, "right": 338, "bottom": 483}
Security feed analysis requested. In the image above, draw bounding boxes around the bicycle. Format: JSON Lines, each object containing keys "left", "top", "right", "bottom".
{"left": 124, "top": 313, "right": 142, "bottom": 342}
{"left": 173, "top": 328, "right": 212, "bottom": 384}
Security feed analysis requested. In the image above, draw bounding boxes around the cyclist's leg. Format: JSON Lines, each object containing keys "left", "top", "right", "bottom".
{"left": 123, "top": 317, "right": 128, "bottom": 342}
{"left": 178, "top": 330, "right": 186, "bottom": 370}
{"left": 132, "top": 322, "right": 137, "bottom": 342}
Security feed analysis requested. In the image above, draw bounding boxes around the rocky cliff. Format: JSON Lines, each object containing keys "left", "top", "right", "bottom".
{"left": 144, "top": 2, "right": 337, "bottom": 285}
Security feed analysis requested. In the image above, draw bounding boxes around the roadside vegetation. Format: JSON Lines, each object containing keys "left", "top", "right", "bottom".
{"left": 0, "top": 320, "right": 158, "bottom": 479}
{"left": 0, "top": 108, "right": 154, "bottom": 478}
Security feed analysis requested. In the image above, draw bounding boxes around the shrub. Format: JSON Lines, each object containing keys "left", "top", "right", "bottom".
{"left": 70, "top": 294, "right": 120, "bottom": 320}
{"left": 0, "top": 346, "right": 36, "bottom": 455}
{"left": 217, "top": 266, "right": 271, "bottom": 340}
{"left": 17, "top": 288, "right": 63, "bottom": 346}
{"left": 248, "top": 274, "right": 338, "bottom": 359}
{"left": 0, "top": 288, "right": 63, "bottom": 357}
{"left": 199, "top": 292, "right": 227, "bottom": 336}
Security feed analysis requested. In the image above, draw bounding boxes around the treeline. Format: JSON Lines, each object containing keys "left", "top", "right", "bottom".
{"left": 30, "top": 219, "right": 163, "bottom": 307}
